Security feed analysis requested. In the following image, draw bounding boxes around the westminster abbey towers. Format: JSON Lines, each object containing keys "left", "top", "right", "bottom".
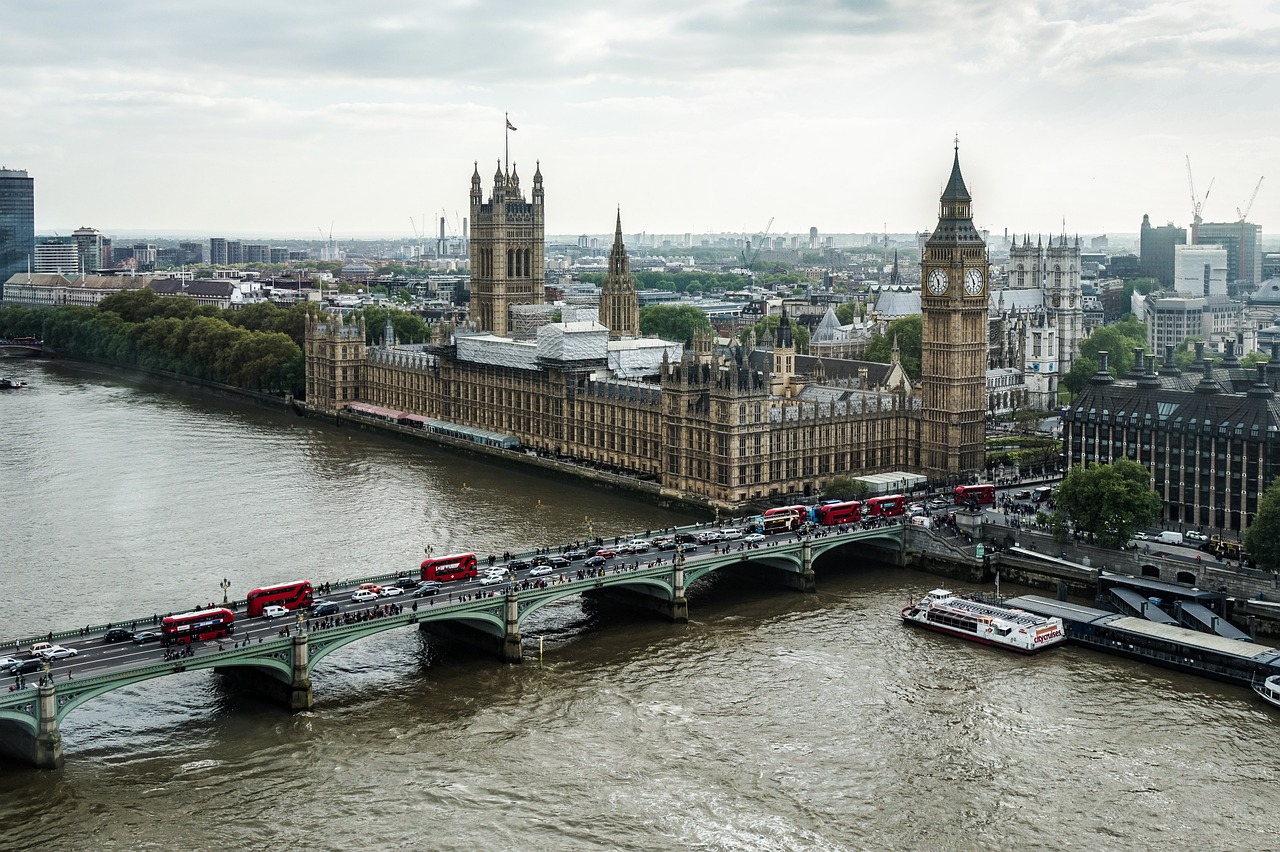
{"left": 920, "top": 145, "right": 989, "bottom": 479}
{"left": 469, "top": 161, "right": 546, "bottom": 336}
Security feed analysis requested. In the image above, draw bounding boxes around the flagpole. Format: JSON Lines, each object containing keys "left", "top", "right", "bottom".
{"left": 505, "top": 112, "right": 509, "bottom": 175}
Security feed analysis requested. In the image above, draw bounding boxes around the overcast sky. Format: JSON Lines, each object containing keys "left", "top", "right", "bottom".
{"left": 2, "top": 1, "right": 1276, "bottom": 242}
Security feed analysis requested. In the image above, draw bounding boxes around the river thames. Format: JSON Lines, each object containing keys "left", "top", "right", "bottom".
{"left": 1, "top": 358, "right": 1277, "bottom": 851}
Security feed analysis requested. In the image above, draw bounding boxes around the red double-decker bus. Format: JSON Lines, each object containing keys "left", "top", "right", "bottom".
{"left": 161, "top": 608, "right": 235, "bottom": 646}
{"left": 764, "top": 505, "right": 810, "bottom": 520}
{"left": 245, "top": 581, "right": 314, "bottom": 617}
{"left": 815, "top": 500, "right": 861, "bottom": 525}
{"left": 953, "top": 484, "right": 996, "bottom": 506}
{"left": 420, "top": 552, "right": 479, "bottom": 582}
{"left": 864, "top": 494, "right": 907, "bottom": 517}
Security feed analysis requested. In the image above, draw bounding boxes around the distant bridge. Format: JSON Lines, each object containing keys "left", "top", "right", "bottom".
{"left": 0, "top": 337, "right": 43, "bottom": 357}
{"left": 0, "top": 523, "right": 904, "bottom": 769}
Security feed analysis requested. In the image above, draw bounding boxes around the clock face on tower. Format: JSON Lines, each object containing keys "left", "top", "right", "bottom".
{"left": 927, "top": 268, "right": 949, "bottom": 295}
{"left": 964, "top": 268, "right": 984, "bottom": 296}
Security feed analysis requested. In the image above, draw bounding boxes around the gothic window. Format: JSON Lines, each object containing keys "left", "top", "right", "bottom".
{"left": 507, "top": 248, "right": 514, "bottom": 277}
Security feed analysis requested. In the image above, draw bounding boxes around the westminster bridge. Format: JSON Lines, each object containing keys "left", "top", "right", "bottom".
{"left": 0, "top": 522, "right": 908, "bottom": 769}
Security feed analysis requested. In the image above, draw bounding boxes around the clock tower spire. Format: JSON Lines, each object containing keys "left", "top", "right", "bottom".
{"left": 919, "top": 142, "right": 988, "bottom": 482}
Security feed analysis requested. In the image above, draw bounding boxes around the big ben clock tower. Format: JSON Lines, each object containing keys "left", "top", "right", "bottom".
{"left": 920, "top": 142, "right": 988, "bottom": 481}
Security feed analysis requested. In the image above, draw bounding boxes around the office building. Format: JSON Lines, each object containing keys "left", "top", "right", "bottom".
{"left": 0, "top": 168, "right": 36, "bottom": 293}
{"left": 1139, "top": 214, "right": 1185, "bottom": 287}
{"left": 1196, "top": 221, "right": 1263, "bottom": 289}
{"left": 33, "top": 238, "right": 77, "bottom": 274}
{"left": 72, "top": 227, "right": 106, "bottom": 273}
{"left": 1172, "top": 244, "right": 1229, "bottom": 297}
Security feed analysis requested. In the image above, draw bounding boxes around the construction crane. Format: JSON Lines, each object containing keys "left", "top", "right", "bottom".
{"left": 1186, "top": 155, "right": 1214, "bottom": 227}
{"left": 741, "top": 216, "right": 774, "bottom": 277}
{"left": 1237, "top": 176, "right": 1264, "bottom": 223}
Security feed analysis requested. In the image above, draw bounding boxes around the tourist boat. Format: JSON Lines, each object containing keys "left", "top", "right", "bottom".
{"left": 900, "top": 589, "right": 1066, "bottom": 653}
{"left": 0, "top": 378, "right": 29, "bottom": 389}
{"left": 1253, "top": 674, "right": 1280, "bottom": 710}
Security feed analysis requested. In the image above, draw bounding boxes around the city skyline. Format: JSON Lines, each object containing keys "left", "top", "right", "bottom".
{"left": 2, "top": 2, "right": 1276, "bottom": 240}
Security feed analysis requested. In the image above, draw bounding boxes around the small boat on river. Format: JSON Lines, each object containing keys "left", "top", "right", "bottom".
{"left": 900, "top": 589, "right": 1066, "bottom": 653}
{"left": 0, "top": 378, "right": 29, "bottom": 389}
{"left": 1254, "top": 674, "right": 1280, "bottom": 710}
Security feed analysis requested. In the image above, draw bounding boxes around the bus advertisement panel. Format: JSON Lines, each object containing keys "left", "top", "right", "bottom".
{"left": 864, "top": 494, "right": 907, "bottom": 517}
{"left": 762, "top": 514, "right": 804, "bottom": 535}
{"left": 815, "top": 501, "right": 861, "bottom": 526}
{"left": 161, "top": 608, "right": 235, "bottom": 646}
{"left": 245, "top": 581, "right": 314, "bottom": 617}
{"left": 953, "top": 484, "right": 996, "bottom": 506}
{"left": 420, "top": 552, "right": 479, "bottom": 582}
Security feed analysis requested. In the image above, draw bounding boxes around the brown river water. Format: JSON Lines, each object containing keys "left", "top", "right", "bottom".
{"left": 0, "top": 359, "right": 1276, "bottom": 851}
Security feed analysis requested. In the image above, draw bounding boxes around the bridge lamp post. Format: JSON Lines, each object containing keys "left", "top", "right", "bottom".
{"left": 220, "top": 578, "right": 230, "bottom": 605}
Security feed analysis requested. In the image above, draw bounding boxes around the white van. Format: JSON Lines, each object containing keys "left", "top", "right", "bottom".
{"left": 720, "top": 528, "right": 743, "bottom": 540}
{"left": 1155, "top": 531, "right": 1184, "bottom": 546}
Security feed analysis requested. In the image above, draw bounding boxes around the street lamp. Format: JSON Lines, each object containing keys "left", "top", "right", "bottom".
{"left": 220, "top": 577, "right": 230, "bottom": 605}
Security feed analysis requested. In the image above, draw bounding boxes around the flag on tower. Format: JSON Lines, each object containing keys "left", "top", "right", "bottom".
{"left": 506, "top": 118, "right": 517, "bottom": 131}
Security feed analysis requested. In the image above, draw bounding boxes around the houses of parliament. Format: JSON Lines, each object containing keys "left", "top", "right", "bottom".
{"left": 304, "top": 151, "right": 990, "bottom": 508}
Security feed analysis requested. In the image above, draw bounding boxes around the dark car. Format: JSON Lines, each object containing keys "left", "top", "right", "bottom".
{"left": 132, "top": 630, "right": 162, "bottom": 645}
{"left": 103, "top": 628, "right": 133, "bottom": 643}
{"left": 564, "top": 549, "right": 588, "bottom": 561}
{"left": 8, "top": 658, "right": 44, "bottom": 675}
{"left": 310, "top": 601, "right": 341, "bottom": 617}
{"left": 1013, "top": 489, "right": 1032, "bottom": 500}
{"left": 530, "top": 555, "right": 551, "bottom": 567}
{"left": 394, "top": 577, "right": 420, "bottom": 589}
{"left": 547, "top": 555, "right": 571, "bottom": 569}
{"left": 507, "top": 558, "right": 531, "bottom": 571}
{"left": 674, "top": 533, "right": 698, "bottom": 544}
{"left": 583, "top": 555, "right": 606, "bottom": 568}
{"left": 413, "top": 581, "right": 443, "bottom": 598}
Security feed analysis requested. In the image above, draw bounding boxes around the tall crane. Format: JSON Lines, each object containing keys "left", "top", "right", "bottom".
{"left": 1186, "top": 155, "right": 1214, "bottom": 228}
{"left": 1237, "top": 176, "right": 1264, "bottom": 223}
{"left": 741, "top": 216, "right": 774, "bottom": 278}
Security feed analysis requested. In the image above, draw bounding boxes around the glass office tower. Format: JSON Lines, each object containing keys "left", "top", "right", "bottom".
{"left": 0, "top": 168, "right": 36, "bottom": 295}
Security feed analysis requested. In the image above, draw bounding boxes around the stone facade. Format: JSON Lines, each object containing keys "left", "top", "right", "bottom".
{"left": 919, "top": 146, "right": 989, "bottom": 480}
{"left": 304, "top": 151, "right": 988, "bottom": 507}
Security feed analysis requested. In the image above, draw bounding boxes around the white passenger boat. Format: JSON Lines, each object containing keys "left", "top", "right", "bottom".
{"left": 1253, "top": 674, "right": 1280, "bottom": 710}
{"left": 900, "top": 589, "right": 1066, "bottom": 653}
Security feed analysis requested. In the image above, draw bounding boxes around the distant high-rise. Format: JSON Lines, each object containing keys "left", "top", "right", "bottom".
{"left": 210, "top": 238, "right": 228, "bottom": 265}
{"left": 1139, "top": 214, "right": 1185, "bottom": 287}
{"left": 1195, "top": 220, "right": 1262, "bottom": 289}
{"left": 0, "top": 168, "right": 35, "bottom": 291}
{"left": 72, "top": 226, "right": 106, "bottom": 273}
{"left": 33, "top": 237, "right": 76, "bottom": 274}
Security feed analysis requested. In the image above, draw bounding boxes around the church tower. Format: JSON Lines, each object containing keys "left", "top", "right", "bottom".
{"left": 920, "top": 143, "right": 989, "bottom": 480}
{"left": 468, "top": 160, "right": 545, "bottom": 336}
{"left": 599, "top": 209, "right": 640, "bottom": 339}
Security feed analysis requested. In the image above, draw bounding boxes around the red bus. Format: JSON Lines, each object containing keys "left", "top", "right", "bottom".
{"left": 162, "top": 607, "right": 235, "bottom": 646}
{"left": 245, "top": 581, "right": 314, "bottom": 617}
{"left": 953, "top": 484, "right": 996, "bottom": 506}
{"left": 864, "top": 494, "right": 907, "bottom": 518}
{"left": 764, "top": 505, "right": 809, "bottom": 520}
{"left": 420, "top": 552, "right": 479, "bottom": 582}
{"left": 815, "top": 500, "right": 861, "bottom": 525}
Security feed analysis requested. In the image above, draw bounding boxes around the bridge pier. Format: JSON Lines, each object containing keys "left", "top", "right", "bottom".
{"left": 216, "top": 634, "right": 313, "bottom": 712}
{"left": 502, "top": 591, "right": 523, "bottom": 664}
{"left": 670, "top": 559, "right": 689, "bottom": 623}
{"left": 33, "top": 682, "right": 64, "bottom": 770}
